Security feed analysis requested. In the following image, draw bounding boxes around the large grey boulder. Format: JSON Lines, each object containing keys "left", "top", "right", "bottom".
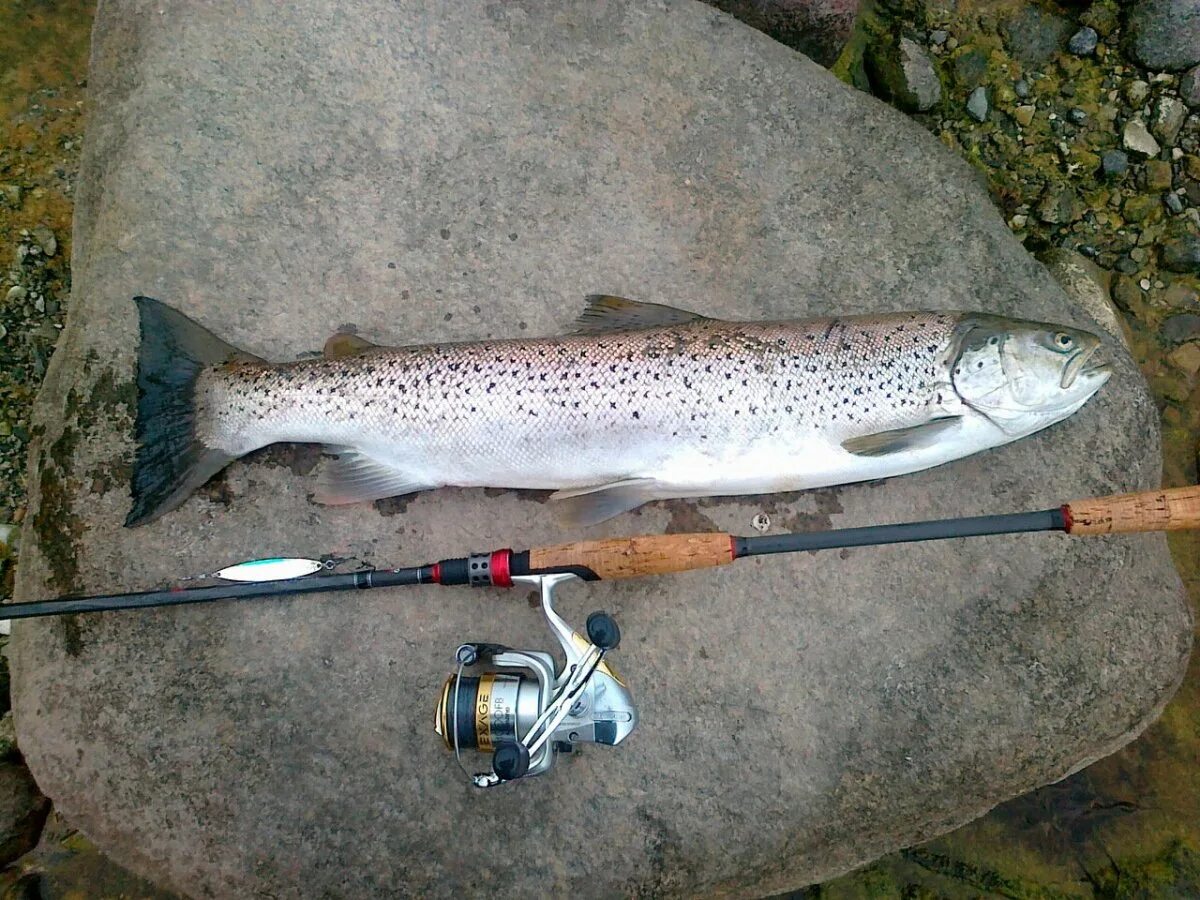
{"left": 10, "top": 1, "right": 1191, "bottom": 897}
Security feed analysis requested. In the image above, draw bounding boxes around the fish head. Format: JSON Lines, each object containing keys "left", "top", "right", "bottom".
{"left": 950, "top": 315, "right": 1112, "bottom": 436}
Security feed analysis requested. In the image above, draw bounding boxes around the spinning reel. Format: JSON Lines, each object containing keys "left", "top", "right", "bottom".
{"left": 434, "top": 573, "right": 638, "bottom": 787}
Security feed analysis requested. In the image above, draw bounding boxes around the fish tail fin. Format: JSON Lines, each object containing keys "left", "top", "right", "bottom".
{"left": 124, "top": 296, "right": 260, "bottom": 527}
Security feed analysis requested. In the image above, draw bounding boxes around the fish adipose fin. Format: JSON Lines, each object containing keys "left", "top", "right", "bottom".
{"left": 572, "top": 295, "right": 712, "bottom": 333}
{"left": 125, "top": 297, "right": 264, "bottom": 528}
{"left": 841, "top": 416, "right": 963, "bottom": 457}
{"left": 323, "top": 332, "right": 382, "bottom": 359}
{"left": 549, "top": 477, "right": 659, "bottom": 526}
{"left": 315, "top": 447, "right": 435, "bottom": 505}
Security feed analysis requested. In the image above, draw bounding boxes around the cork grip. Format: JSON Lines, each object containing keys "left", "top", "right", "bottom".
{"left": 529, "top": 533, "right": 736, "bottom": 580}
{"left": 1065, "top": 485, "right": 1200, "bottom": 535}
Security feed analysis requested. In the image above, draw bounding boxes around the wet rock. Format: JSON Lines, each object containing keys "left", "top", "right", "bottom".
{"left": 1145, "top": 158, "right": 1175, "bottom": 190}
{"left": 0, "top": 762, "right": 50, "bottom": 867}
{"left": 702, "top": 0, "right": 860, "bottom": 67}
{"left": 1081, "top": 0, "right": 1120, "bottom": 38}
{"left": 1182, "top": 66, "right": 1200, "bottom": 108}
{"left": 1003, "top": 5, "right": 1071, "bottom": 68}
{"left": 1124, "top": 118, "right": 1162, "bottom": 156}
{"left": 866, "top": 36, "right": 942, "bottom": 112}
{"left": 1038, "top": 183, "right": 1083, "bottom": 223}
{"left": 952, "top": 47, "right": 988, "bottom": 90}
{"left": 1168, "top": 341, "right": 1200, "bottom": 374}
{"left": 1038, "top": 247, "right": 1127, "bottom": 344}
{"left": 1163, "top": 235, "right": 1200, "bottom": 272}
{"left": 1126, "top": 79, "right": 1151, "bottom": 106}
{"left": 966, "top": 85, "right": 989, "bottom": 121}
{"left": 1151, "top": 96, "right": 1188, "bottom": 145}
{"left": 1014, "top": 78, "right": 1031, "bottom": 99}
{"left": 1126, "top": 0, "right": 1200, "bottom": 72}
{"left": 1101, "top": 148, "right": 1130, "bottom": 176}
{"left": 12, "top": 2, "right": 1191, "bottom": 897}
{"left": 1161, "top": 312, "right": 1200, "bottom": 341}
{"left": 30, "top": 226, "right": 56, "bottom": 259}
{"left": 1068, "top": 26, "right": 1099, "bottom": 57}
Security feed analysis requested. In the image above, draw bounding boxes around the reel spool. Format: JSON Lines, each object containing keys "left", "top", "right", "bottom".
{"left": 434, "top": 573, "right": 638, "bottom": 787}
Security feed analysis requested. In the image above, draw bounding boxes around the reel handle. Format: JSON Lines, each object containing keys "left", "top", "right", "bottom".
{"left": 1064, "top": 485, "right": 1200, "bottom": 535}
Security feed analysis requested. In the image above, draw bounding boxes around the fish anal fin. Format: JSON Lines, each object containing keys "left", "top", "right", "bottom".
{"left": 323, "top": 333, "right": 383, "bottom": 359}
{"left": 572, "top": 295, "right": 712, "bottom": 334}
{"left": 315, "top": 446, "right": 434, "bottom": 505}
{"left": 841, "top": 416, "right": 963, "bottom": 457}
{"left": 549, "top": 477, "right": 659, "bottom": 526}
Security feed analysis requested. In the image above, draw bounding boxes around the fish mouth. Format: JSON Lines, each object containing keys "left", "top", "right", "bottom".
{"left": 1061, "top": 344, "right": 1109, "bottom": 390}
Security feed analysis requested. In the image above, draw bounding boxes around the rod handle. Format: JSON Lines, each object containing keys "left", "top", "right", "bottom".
{"left": 1064, "top": 485, "right": 1200, "bottom": 535}
{"left": 528, "top": 533, "right": 736, "bottom": 580}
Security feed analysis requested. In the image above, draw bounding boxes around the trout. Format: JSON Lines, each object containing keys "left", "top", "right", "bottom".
{"left": 125, "top": 295, "right": 1111, "bottom": 527}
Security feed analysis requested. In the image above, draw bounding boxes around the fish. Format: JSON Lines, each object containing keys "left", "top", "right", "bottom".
{"left": 124, "top": 294, "right": 1112, "bottom": 527}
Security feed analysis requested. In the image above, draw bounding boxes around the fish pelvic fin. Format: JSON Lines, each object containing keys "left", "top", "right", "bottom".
{"left": 549, "top": 477, "right": 659, "bottom": 526}
{"left": 124, "top": 297, "right": 263, "bottom": 527}
{"left": 572, "top": 295, "right": 712, "bottom": 333}
{"left": 840, "top": 416, "right": 963, "bottom": 457}
{"left": 314, "top": 446, "right": 435, "bottom": 505}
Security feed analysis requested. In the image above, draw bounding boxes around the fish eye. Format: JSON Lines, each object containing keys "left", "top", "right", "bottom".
{"left": 1053, "top": 332, "right": 1075, "bottom": 352}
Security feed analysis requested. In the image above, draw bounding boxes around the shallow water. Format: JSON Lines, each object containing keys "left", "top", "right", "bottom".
{"left": 0, "top": 1, "right": 1196, "bottom": 896}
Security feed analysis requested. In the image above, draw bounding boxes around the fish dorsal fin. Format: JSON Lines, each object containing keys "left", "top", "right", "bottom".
{"left": 323, "top": 333, "right": 383, "bottom": 359}
{"left": 572, "top": 295, "right": 712, "bottom": 333}
{"left": 841, "top": 416, "right": 963, "bottom": 457}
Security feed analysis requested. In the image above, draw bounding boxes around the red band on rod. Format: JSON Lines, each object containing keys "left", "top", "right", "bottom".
{"left": 1060, "top": 504, "right": 1074, "bottom": 533}
{"left": 431, "top": 562, "right": 442, "bottom": 584}
{"left": 490, "top": 550, "right": 512, "bottom": 587}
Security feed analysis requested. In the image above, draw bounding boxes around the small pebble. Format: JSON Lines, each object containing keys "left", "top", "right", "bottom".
{"left": 1182, "top": 66, "right": 1200, "bottom": 109}
{"left": 1140, "top": 278, "right": 1152, "bottom": 290}
{"left": 945, "top": 36, "right": 958, "bottom": 50}
{"left": 1126, "top": 80, "right": 1150, "bottom": 105}
{"left": 1165, "top": 192, "right": 1185, "bottom": 214}
{"left": 1014, "top": 79, "right": 1031, "bottom": 99}
{"left": 1116, "top": 256, "right": 1139, "bottom": 274}
{"left": 1067, "top": 26, "right": 1098, "bottom": 56}
{"left": 5, "top": 286, "right": 27, "bottom": 304}
{"left": 1015, "top": 105, "right": 1036, "bottom": 127}
{"left": 1068, "top": 108, "right": 1087, "bottom": 125}
{"left": 0, "top": 324, "right": 6, "bottom": 340}
{"left": 966, "top": 86, "right": 989, "bottom": 122}
{"left": 1100, "top": 149, "right": 1129, "bottom": 176}
{"left": 1123, "top": 118, "right": 1161, "bottom": 157}
{"left": 34, "top": 297, "right": 45, "bottom": 314}
{"left": 930, "top": 30, "right": 948, "bottom": 46}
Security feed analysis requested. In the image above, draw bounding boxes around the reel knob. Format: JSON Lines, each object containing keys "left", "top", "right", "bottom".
{"left": 586, "top": 611, "right": 621, "bottom": 651}
{"left": 492, "top": 741, "right": 531, "bottom": 782}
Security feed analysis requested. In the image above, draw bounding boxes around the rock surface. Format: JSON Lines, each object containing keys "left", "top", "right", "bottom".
{"left": 866, "top": 36, "right": 942, "bottom": 112}
{"left": 10, "top": 1, "right": 1192, "bottom": 898}
{"left": 1126, "top": 0, "right": 1200, "bottom": 72}
{"left": 702, "top": 0, "right": 859, "bottom": 66}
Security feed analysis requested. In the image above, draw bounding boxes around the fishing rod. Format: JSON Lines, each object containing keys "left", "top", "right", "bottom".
{"left": 3, "top": 483, "right": 1197, "bottom": 787}
{"left": 5, "top": 484, "right": 1196, "bottom": 622}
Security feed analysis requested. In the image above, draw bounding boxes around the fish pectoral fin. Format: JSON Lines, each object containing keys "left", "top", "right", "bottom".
{"left": 549, "top": 477, "right": 659, "bottom": 526}
{"left": 841, "top": 416, "right": 963, "bottom": 457}
{"left": 314, "top": 447, "right": 435, "bottom": 505}
{"left": 571, "top": 295, "right": 713, "bottom": 333}
{"left": 323, "top": 332, "right": 383, "bottom": 359}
